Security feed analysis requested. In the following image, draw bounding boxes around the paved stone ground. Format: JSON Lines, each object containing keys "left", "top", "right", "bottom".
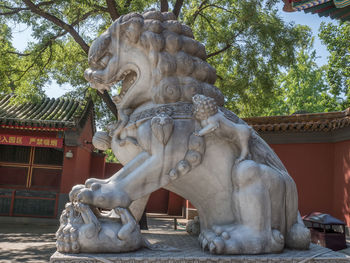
{"left": 52, "top": 218, "right": 350, "bottom": 262}
{"left": 0, "top": 223, "right": 57, "bottom": 263}
{"left": 1, "top": 217, "right": 350, "bottom": 263}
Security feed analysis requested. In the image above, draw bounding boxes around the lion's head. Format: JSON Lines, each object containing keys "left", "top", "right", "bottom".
{"left": 85, "top": 10, "right": 224, "bottom": 110}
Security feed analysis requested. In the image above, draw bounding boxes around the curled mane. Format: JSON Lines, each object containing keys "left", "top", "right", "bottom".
{"left": 89, "top": 10, "right": 225, "bottom": 107}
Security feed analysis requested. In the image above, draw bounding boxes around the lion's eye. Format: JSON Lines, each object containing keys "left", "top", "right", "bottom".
{"left": 98, "top": 54, "right": 111, "bottom": 68}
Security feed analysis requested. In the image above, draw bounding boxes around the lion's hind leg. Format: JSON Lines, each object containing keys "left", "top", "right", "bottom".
{"left": 199, "top": 160, "right": 287, "bottom": 254}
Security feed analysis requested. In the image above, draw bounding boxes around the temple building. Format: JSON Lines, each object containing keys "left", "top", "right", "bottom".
{"left": 283, "top": 0, "right": 350, "bottom": 21}
{"left": 0, "top": 95, "right": 111, "bottom": 218}
{"left": 0, "top": 94, "right": 349, "bottom": 234}
{"left": 245, "top": 108, "right": 350, "bottom": 231}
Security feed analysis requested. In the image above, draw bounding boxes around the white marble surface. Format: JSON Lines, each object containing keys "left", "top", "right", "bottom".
{"left": 57, "top": 10, "right": 312, "bottom": 254}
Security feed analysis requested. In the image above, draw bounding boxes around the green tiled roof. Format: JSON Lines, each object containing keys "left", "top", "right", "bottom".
{"left": 0, "top": 94, "right": 93, "bottom": 130}
{"left": 284, "top": 0, "right": 350, "bottom": 21}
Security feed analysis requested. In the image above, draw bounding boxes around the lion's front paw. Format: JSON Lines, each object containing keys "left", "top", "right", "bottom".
{"left": 199, "top": 229, "right": 228, "bottom": 254}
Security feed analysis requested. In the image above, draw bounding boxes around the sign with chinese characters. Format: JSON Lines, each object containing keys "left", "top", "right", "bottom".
{"left": 0, "top": 134, "right": 63, "bottom": 148}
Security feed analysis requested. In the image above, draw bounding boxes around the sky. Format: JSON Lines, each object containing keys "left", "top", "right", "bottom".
{"left": 9, "top": 4, "right": 335, "bottom": 99}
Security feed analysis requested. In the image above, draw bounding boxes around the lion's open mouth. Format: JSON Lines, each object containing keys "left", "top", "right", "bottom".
{"left": 112, "top": 70, "right": 137, "bottom": 104}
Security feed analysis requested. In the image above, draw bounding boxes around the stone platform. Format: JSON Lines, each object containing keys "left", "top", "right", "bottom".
{"left": 51, "top": 218, "right": 350, "bottom": 263}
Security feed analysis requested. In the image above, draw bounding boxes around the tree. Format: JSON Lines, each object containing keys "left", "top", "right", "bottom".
{"left": 267, "top": 44, "right": 340, "bottom": 116}
{"left": 319, "top": 21, "right": 350, "bottom": 109}
{"left": 0, "top": 0, "right": 312, "bottom": 126}
{"left": 0, "top": 22, "right": 47, "bottom": 102}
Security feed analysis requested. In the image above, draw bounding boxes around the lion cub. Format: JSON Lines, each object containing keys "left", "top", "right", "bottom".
{"left": 192, "top": 94, "right": 252, "bottom": 163}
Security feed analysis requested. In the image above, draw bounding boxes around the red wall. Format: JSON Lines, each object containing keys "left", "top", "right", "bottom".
{"left": 105, "top": 163, "right": 123, "bottom": 178}
{"left": 90, "top": 152, "right": 106, "bottom": 179}
{"left": 56, "top": 114, "right": 350, "bottom": 226}
{"left": 146, "top": 188, "right": 169, "bottom": 213}
{"left": 333, "top": 140, "right": 350, "bottom": 225}
{"left": 167, "top": 192, "right": 185, "bottom": 215}
{"left": 60, "top": 115, "right": 95, "bottom": 193}
{"left": 271, "top": 141, "right": 350, "bottom": 226}
{"left": 271, "top": 143, "right": 335, "bottom": 216}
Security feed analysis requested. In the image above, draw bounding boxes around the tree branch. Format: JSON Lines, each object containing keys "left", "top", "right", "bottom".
{"left": 190, "top": 0, "right": 208, "bottom": 25}
{"left": 8, "top": 9, "right": 99, "bottom": 58}
{"left": 7, "top": 50, "right": 32, "bottom": 56}
{"left": 0, "top": 1, "right": 55, "bottom": 15}
{"left": 0, "top": 7, "right": 27, "bottom": 15}
{"left": 15, "top": 48, "right": 49, "bottom": 82}
{"left": 160, "top": 0, "right": 169, "bottom": 12}
{"left": 207, "top": 29, "right": 245, "bottom": 58}
{"left": 18, "top": 1, "right": 118, "bottom": 117}
{"left": 198, "top": 13, "right": 216, "bottom": 32}
{"left": 91, "top": 4, "right": 108, "bottom": 12}
{"left": 36, "top": 44, "right": 53, "bottom": 80}
{"left": 207, "top": 44, "right": 232, "bottom": 58}
{"left": 71, "top": 9, "right": 99, "bottom": 27}
{"left": 172, "top": 0, "right": 184, "bottom": 18}
{"left": 100, "top": 90, "right": 118, "bottom": 118}
{"left": 105, "top": 0, "right": 120, "bottom": 21}
{"left": 21, "top": 0, "right": 90, "bottom": 54}
{"left": 13, "top": 31, "right": 64, "bottom": 81}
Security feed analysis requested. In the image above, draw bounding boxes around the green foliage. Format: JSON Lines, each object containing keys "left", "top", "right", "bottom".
{"left": 0, "top": 22, "right": 45, "bottom": 102}
{"left": 319, "top": 21, "right": 350, "bottom": 109}
{"left": 105, "top": 149, "right": 119, "bottom": 163}
{"left": 1, "top": 0, "right": 346, "bottom": 126}
{"left": 182, "top": 0, "right": 312, "bottom": 117}
{"left": 268, "top": 45, "right": 340, "bottom": 115}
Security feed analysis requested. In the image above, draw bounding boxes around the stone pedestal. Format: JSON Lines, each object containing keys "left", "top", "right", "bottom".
{"left": 51, "top": 223, "right": 350, "bottom": 263}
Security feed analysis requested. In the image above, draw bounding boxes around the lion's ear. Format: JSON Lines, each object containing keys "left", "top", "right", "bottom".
{"left": 121, "top": 18, "right": 143, "bottom": 44}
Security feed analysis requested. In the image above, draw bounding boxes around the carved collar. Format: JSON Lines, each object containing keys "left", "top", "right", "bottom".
{"left": 129, "top": 102, "right": 194, "bottom": 123}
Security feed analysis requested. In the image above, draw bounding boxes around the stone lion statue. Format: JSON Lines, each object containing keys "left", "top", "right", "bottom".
{"left": 60, "top": 10, "right": 310, "bottom": 254}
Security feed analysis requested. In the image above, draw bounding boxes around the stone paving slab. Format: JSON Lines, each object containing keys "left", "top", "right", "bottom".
{"left": 51, "top": 243, "right": 350, "bottom": 263}
{"left": 1, "top": 217, "right": 349, "bottom": 263}
{"left": 51, "top": 218, "right": 350, "bottom": 263}
{"left": 0, "top": 224, "right": 57, "bottom": 263}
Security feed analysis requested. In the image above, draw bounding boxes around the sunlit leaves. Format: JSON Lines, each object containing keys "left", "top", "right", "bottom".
{"left": 319, "top": 22, "right": 350, "bottom": 108}
{"left": 2, "top": 0, "right": 345, "bottom": 127}
{"left": 181, "top": 0, "right": 312, "bottom": 117}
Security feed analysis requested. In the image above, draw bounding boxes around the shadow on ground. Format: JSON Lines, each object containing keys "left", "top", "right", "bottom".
{"left": 0, "top": 224, "right": 57, "bottom": 263}
{"left": 0, "top": 244, "right": 56, "bottom": 263}
{"left": 0, "top": 218, "right": 181, "bottom": 263}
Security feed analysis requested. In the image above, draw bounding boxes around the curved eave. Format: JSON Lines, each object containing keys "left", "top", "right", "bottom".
{"left": 282, "top": 0, "right": 350, "bottom": 21}
{"left": 244, "top": 108, "right": 350, "bottom": 133}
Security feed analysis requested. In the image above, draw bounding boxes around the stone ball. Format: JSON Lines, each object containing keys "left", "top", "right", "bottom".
{"left": 92, "top": 131, "right": 111, "bottom": 151}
